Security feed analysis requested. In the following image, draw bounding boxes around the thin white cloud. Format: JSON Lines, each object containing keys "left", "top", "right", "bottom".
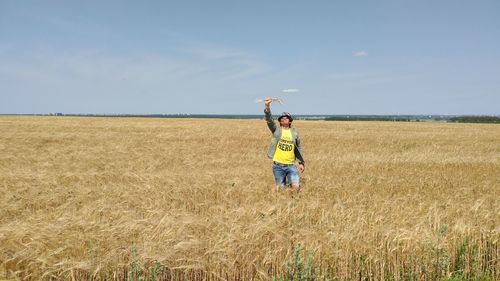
{"left": 282, "top": 88, "right": 300, "bottom": 93}
{"left": 0, "top": 45, "right": 274, "bottom": 113}
{"left": 179, "top": 43, "right": 272, "bottom": 81}
{"left": 0, "top": 43, "right": 272, "bottom": 83}
{"left": 353, "top": 51, "right": 368, "bottom": 57}
{"left": 183, "top": 45, "right": 246, "bottom": 60}
{"left": 325, "top": 71, "right": 412, "bottom": 86}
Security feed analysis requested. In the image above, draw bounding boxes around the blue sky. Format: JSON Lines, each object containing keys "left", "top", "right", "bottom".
{"left": 1, "top": 0, "right": 499, "bottom": 115}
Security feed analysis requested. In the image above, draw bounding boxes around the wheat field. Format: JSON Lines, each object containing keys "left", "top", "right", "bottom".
{"left": 0, "top": 116, "right": 498, "bottom": 280}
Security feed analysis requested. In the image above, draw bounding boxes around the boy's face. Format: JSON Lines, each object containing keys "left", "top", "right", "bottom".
{"left": 279, "top": 116, "right": 291, "bottom": 127}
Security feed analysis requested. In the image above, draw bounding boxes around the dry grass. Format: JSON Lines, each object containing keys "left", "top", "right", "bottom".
{"left": 0, "top": 116, "right": 498, "bottom": 280}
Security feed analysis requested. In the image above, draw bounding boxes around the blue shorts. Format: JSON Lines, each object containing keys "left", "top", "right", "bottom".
{"left": 272, "top": 162, "right": 300, "bottom": 188}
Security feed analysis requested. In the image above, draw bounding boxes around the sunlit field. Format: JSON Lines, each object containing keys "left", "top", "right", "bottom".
{"left": 0, "top": 116, "right": 498, "bottom": 280}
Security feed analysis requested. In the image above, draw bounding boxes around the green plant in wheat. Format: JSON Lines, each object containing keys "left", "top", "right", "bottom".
{"left": 442, "top": 238, "right": 494, "bottom": 281}
{"left": 432, "top": 224, "right": 451, "bottom": 279}
{"left": 127, "top": 245, "right": 163, "bottom": 281}
{"left": 127, "top": 245, "right": 143, "bottom": 281}
{"left": 147, "top": 262, "right": 163, "bottom": 281}
{"left": 274, "top": 244, "right": 317, "bottom": 281}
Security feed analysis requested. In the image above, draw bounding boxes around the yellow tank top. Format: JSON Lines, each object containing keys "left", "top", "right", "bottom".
{"left": 273, "top": 129, "right": 295, "bottom": 164}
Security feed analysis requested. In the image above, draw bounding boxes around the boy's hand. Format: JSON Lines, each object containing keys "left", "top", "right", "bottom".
{"left": 299, "top": 164, "right": 305, "bottom": 173}
{"left": 264, "top": 97, "right": 272, "bottom": 106}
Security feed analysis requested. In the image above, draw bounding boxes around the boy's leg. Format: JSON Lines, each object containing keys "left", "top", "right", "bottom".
{"left": 286, "top": 165, "right": 300, "bottom": 192}
{"left": 272, "top": 163, "right": 287, "bottom": 190}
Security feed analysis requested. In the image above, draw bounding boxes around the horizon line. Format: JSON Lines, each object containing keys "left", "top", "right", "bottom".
{"left": 1, "top": 113, "right": 499, "bottom": 117}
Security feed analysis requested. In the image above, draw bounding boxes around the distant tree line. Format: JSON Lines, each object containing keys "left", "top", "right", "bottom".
{"left": 325, "top": 115, "right": 500, "bottom": 123}
{"left": 448, "top": 116, "right": 500, "bottom": 124}
{"left": 324, "top": 116, "right": 418, "bottom": 122}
